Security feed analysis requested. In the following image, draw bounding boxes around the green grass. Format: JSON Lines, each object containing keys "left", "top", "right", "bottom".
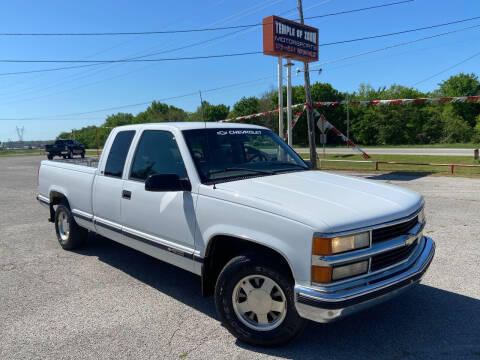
{"left": 0, "top": 149, "right": 100, "bottom": 157}
{"left": 294, "top": 143, "right": 478, "bottom": 149}
{"left": 0, "top": 149, "right": 44, "bottom": 157}
{"left": 299, "top": 153, "right": 480, "bottom": 176}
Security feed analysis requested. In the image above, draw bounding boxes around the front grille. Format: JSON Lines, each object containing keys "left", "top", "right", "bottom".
{"left": 372, "top": 215, "right": 418, "bottom": 244}
{"left": 370, "top": 240, "right": 417, "bottom": 271}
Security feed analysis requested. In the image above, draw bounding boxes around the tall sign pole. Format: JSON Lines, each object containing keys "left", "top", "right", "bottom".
{"left": 262, "top": 14, "right": 318, "bottom": 149}
{"left": 278, "top": 57, "right": 284, "bottom": 137}
{"left": 285, "top": 60, "right": 293, "bottom": 146}
{"left": 297, "top": 0, "right": 317, "bottom": 168}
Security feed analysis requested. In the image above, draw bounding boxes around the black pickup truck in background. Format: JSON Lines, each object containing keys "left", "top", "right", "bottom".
{"left": 45, "top": 139, "right": 86, "bottom": 160}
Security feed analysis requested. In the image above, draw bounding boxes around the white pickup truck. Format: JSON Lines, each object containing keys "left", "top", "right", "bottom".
{"left": 37, "top": 122, "right": 435, "bottom": 346}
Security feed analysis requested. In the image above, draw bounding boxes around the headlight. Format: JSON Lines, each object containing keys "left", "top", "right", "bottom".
{"left": 311, "top": 260, "right": 369, "bottom": 283}
{"left": 418, "top": 208, "right": 425, "bottom": 224}
{"left": 312, "top": 231, "right": 370, "bottom": 255}
{"left": 332, "top": 261, "right": 368, "bottom": 281}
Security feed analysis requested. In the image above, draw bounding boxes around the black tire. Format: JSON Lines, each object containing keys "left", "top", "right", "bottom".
{"left": 67, "top": 150, "right": 73, "bottom": 159}
{"left": 47, "top": 154, "right": 53, "bottom": 160}
{"left": 215, "top": 254, "right": 306, "bottom": 347}
{"left": 54, "top": 202, "right": 87, "bottom": 250}
{"left": 80, "top": 152, "right": 85, "bottom": 159}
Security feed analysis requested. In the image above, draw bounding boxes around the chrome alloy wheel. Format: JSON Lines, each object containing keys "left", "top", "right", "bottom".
{"left": 232, "top": 275, "right": 287, "bottom": 331}
{"left": 57, "top": 211, "right": 70, "bottom": 241}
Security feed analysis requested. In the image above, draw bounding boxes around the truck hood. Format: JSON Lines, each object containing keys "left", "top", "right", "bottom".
{"left": 205, "top": 171, "right": 423, "bottom": 233}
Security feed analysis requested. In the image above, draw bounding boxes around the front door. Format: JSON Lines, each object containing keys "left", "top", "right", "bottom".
{"left": 121, "top": 130, "right": 198, "bottom": 272}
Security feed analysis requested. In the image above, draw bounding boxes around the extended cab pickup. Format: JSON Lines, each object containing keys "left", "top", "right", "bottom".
{"left": 37, "top": 123, "right": 435, "bottom": 346}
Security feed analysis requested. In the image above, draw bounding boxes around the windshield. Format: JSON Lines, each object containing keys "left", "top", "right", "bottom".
{"left": 182, "top": 128, "right": 308, "bottom": 183}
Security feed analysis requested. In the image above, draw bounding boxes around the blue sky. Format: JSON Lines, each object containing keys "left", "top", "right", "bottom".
{"left": 0, "top": 0, "right": 479, "bottom": 141}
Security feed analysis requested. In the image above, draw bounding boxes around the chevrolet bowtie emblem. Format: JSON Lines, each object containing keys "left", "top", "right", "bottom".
{"left": 405, "top": 234, "right": 417, "bottom": 246}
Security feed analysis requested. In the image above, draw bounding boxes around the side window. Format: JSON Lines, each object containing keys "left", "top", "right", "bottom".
{"left": 130, "top": 130, "right": 186, "bottom": 181}
{"left": 104, "top": 130, "right": 135, "bottom": 178}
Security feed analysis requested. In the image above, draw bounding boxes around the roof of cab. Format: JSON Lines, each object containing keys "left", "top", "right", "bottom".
{"left": 113, "top": 122, "right": 268, "bottom": 131}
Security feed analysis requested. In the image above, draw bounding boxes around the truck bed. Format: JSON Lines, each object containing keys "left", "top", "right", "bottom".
{"left": 38, "top": 158, "right": 98, "bottom": 224}
{"left": 50, "top": 157, "right": 99, "bottom": 168}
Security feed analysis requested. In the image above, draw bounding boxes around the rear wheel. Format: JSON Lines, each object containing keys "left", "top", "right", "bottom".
{"left": 215, "top": 254, "right": 306, "bottom": 347}
{"left": 47, "top": 154, "right": 53, "bottom": 160}
{"left": 54, "top": 203, "right": 87, "bottom": 250}
{"left": 80, "top": 152, "right": 85, "bottom": 158}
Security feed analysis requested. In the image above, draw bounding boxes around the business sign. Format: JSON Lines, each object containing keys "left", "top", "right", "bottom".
{"left": 262, "top": 15, "right": 318, "bottom": 62}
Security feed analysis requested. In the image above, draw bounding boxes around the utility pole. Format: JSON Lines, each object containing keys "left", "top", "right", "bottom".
{"left": 199, "top": 90, "right": 204, "bottom": 122}
{"left": 346, "top": 93, "right": 350, "bottom": 143}
{"left": 297, "top": 0, "right": 317, "bottom": 169}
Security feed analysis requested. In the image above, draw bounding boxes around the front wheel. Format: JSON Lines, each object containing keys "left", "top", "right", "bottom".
{"left": 67, "top": 150, "right": 73, "bottom": 159}
{"left": 80, "top": 152, "right": 85, "bottom": 158}
{"left": 215, "top": 254, "right": 306, "bottom": 347}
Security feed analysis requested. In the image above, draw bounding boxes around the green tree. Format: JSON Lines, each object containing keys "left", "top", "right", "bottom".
{"left": 190, "top": 101, "right": 230, "bottom": 122}
{"left": 104, "top": 112, "right": 135, "bottom": 128}
{"left": 229, "top": 96, "right": 259, "bottom": 118}
{"left": 441, "top": 106, "right": 472, "bottom": 143}
{"left": 437, "top": 73, "right": 480, "bottom": 97}
{"left": 55, "top": 73, "right": 480, "bottom": 147}
{"left": 420, "top": 106, "right": 443, "bottom": 144}
{"left": 471, "top": 114, "right": 480, "bottom": 144}
{"left": 436, "top": 73, "right": 480, "bottom": 127}
{"left": 135, "top": 101, "right": 188, "bottom": 123}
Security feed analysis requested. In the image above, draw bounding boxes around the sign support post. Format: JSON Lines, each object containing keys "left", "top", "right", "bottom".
{"left": 262, "top": 14, "right": 318, "bottom": 148}
{"left": 285, "top": 60, "right": 293, "bottom": 146}
{"left": 278, "top": 57, "right": 284, "bottom": 138}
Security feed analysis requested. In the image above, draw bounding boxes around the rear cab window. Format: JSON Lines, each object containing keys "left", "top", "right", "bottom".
{"left": 104, "top": 130, "right": 135, "bottom": 178}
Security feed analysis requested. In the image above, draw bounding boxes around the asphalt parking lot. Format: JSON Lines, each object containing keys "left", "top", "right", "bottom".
{"left": 1, "top": 155, "right": 479, "bottom": 360}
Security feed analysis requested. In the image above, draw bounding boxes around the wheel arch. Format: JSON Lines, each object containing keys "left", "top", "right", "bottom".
{"left": 48, "top": 189, "right": 69, "bottom": 221}
{"left": 201, "top": 234, "right": 295, "bottom": 297}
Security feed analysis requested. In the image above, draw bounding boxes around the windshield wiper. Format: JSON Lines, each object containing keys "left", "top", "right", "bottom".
{"left": 209, "top": 167, "right": 273, "bottom": 176}
{"left": 267, "top": 162, "right": 309, "bottom": 169}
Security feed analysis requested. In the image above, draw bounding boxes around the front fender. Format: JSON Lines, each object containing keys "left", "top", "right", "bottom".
{"left": 195, "top": 194, "right": 314, "bottom": 283}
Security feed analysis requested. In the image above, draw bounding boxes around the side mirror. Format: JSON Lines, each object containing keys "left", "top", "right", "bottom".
{"left": 304, "top": 160, "right": 312, "bottom": 169}
{"left": 145, "top": 174, "right": 191, "bottom": 192}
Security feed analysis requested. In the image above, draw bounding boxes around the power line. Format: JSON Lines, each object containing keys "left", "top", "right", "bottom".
{"left": 0, "top": 76, "right": 275, "bottom": 120}
{"left": 0, "top": 51, "right": 262, "bottom": 64}
{"left": 1, "top": 16, "right": 479, "bottom": 71}
{"left": 413, "top": 50, "right": 480, "bottom": 86}
{"left": 3, "top": 23, "right": 480, "bottom": 120}
{"left": 310, "top": 23, "right": 480, "bottom": 70}
{"left": 0, "top": 63, "right": 103, "bottom": 77}
{"left": 318, "top": 16, "right": 480, "bottom": 46}
{"left": 0, "top": 0, "right": 413, "bottom": 36}
{"left": 0, "top": 1, "right": 287, "bottom": 102}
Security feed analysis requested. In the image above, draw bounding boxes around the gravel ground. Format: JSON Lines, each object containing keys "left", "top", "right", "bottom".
{"left": 1, "top": 156, "right": 479, "bottom": 360}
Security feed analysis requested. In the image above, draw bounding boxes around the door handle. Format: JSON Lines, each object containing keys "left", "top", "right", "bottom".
{"left": 122, "top": 190, "right": 132, "bottom": 200}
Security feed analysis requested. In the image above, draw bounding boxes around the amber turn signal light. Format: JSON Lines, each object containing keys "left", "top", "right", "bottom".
{"left": 311, "top": 265, "right": 332, "bottom": 283}
{"left": 312, "top": 237, "right": 332, "bottom": 255}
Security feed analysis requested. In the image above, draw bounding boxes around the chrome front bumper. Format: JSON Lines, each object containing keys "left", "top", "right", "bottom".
{"left": 294, "top": 236, "right": 435, "bottom": 323}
